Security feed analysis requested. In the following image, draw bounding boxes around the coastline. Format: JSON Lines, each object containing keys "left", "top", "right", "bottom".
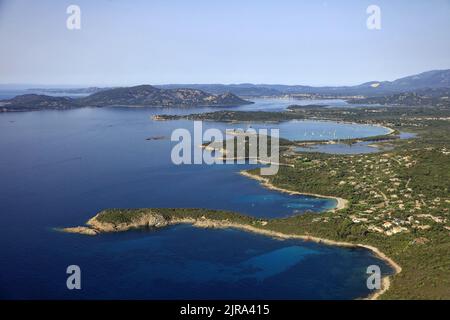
{"left": 380, "top": 125, "right": 395, "bottom": 136}
{"left": 192, "top": 220, "right": 401, "bottom": 301}
{"left": 60, "top": 123, "right": 404, "bottom": 300}
{"left": 235, "top": 169, "right": 400, "bottom": 299}
{"left": 186, "top": 219, "right": 401, "bottom": 301}
{"left": 239, "top": 170, "right": 349, "bottom": 211}
{"left": 61, "top": 214, "right": 401, "bottom": 300}
{"left": 293, "top": 123, "right": 397, "bottom": 145}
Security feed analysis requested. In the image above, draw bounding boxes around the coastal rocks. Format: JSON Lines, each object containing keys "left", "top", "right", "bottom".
{"left": 88, "top": 212, "right": 169, "bottom": 232}
{"left": 62, "top": 211, "right": 170, "bottom": 235}
{"left": 62, "top": 226, "right": 98, "bottom": 236}
{"left": 60, "top": 207, "right": 402, "bottom": 300}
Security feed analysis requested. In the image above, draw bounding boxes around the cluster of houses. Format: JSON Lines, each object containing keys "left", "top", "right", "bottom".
{"left": 298, "top": 150, "right": 449, "bottom": 237}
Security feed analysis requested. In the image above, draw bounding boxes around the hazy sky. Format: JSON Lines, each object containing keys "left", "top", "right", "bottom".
{"left": 0, "top": 0, "right": 450, "bottom": 86}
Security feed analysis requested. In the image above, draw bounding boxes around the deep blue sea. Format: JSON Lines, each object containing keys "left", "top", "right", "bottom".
{"left": 0, "top": 97, "right": 393, "bottom": 299}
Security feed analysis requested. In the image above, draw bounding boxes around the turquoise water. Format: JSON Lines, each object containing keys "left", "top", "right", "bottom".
{"left": 0, "top": 99, "right": 393, "bottom": 299}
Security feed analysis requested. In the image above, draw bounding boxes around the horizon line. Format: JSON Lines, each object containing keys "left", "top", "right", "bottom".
{"left": 0, "top": 68, "right": 449, "bottom": 89}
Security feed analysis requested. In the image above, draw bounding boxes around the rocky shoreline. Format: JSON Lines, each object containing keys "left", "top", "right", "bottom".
{"left": 61, "top": 209, "right": 401, "bottom": 300}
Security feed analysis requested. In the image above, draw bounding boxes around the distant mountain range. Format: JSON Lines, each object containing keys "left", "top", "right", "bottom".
{"left": 24, "top": 69, "right": 450, "bottom": 98}
{"left": 348, "top": 87, "right": 450, "bottom": 107}
{"left": 0, "top": 85, "right": 252, "bottom": 112}
{"left": 155, "top": 70, "right": 450, "bottom": 107}
{"left": 2, "top": 69, "right": 450, "bottom": 111}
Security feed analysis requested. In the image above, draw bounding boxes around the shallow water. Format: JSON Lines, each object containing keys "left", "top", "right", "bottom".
{"left": 0, "top": 99, "right": 393, "bottom": 299}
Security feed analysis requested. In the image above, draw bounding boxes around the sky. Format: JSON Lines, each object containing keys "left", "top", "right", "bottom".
{"left": 0, "top": 0, "right": 449, "bottom": 86}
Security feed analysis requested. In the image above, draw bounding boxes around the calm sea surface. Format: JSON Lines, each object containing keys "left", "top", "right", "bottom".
{"left": 0, "top": 97, "right": 392, "bottom": 299}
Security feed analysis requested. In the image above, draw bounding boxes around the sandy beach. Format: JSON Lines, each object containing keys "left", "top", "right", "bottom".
{"left": 236, "top": 169, "right": 401, "bottom": 299}
{"left": 62, "top": 164, "right": 402, "bottom": 300}
{"left": 239, "top": 170, "right": 349, "bottom": 211}
{"left": 186, "top": 219, "right": 401, "bottom": 300}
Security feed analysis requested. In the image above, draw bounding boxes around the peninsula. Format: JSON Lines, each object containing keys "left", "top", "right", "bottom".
{"left": 61, "top": 207, "right": 399, "bottom": 300}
